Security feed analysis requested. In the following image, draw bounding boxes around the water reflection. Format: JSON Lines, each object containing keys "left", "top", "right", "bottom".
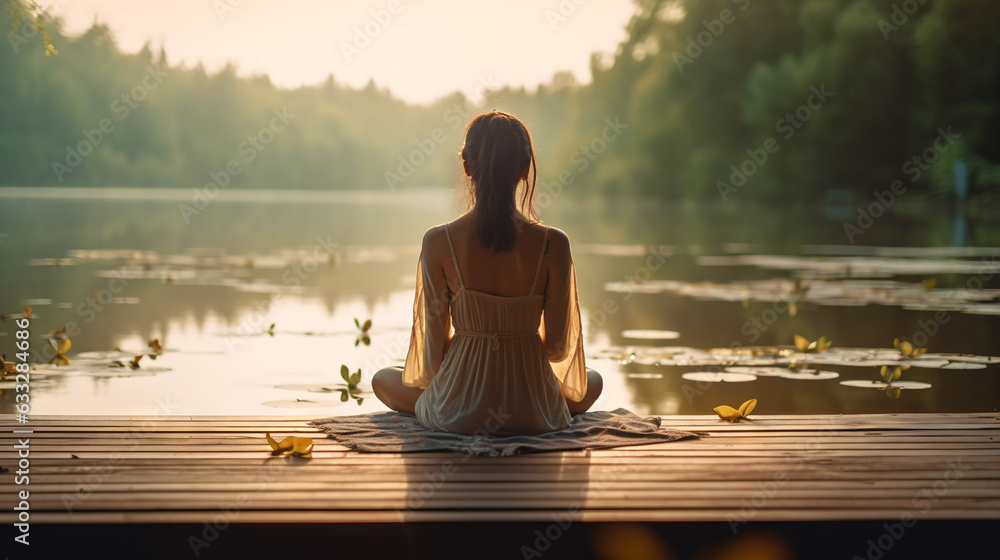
{"left": 0, "top": 189, "right": 998, "bottom": 415}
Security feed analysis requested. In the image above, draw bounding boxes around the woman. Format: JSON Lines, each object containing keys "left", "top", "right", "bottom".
{"left": 372, "top": 110, "right": 602, "bottom": 435}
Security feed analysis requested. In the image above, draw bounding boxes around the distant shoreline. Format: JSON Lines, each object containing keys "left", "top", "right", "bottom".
{"left": 0, "top": 186, "right": 454, "bottom": 204}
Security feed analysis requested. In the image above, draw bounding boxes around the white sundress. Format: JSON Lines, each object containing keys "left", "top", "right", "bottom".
{"left": 402, "top": 223, "right": 587, "bottom": 436}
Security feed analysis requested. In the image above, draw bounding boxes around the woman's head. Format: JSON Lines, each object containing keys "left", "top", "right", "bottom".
{"left": 460, "top": 110, "right": 537, "bottom": 253}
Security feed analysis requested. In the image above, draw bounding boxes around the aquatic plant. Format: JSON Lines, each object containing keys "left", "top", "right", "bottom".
{"left": 354, "top": 318, "right": 372, "bottom": 346}
{"left": 793, "top": 334, "right": 832, "bottom": 353}
{"left": 894, "top": 338, "right": 927, "bottom": 358}
{"left": 713, "top": 399, "right": 757, "bottom": 423}
{"left": 265, "top": 433, "right": 313, "bottom": 458}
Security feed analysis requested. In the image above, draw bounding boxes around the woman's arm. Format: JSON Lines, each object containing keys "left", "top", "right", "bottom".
{"left": 402, "top": 228, "right": 452, "bottom": 389}
{"left": 542, "top": 228, "right": 588, "bottom": 401}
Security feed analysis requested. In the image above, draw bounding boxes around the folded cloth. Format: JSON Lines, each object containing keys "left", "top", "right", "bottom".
{"left": 310, "top": 407, "right": 699, "bottom": 456}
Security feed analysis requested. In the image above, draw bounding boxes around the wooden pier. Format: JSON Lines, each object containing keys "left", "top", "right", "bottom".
{"left": 2, "top": 412, "right": 998, "bottom": 557}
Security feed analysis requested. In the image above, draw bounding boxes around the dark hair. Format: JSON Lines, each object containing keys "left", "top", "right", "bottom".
{"left": 461, "top": 110, "right": 538, "bottom": 253}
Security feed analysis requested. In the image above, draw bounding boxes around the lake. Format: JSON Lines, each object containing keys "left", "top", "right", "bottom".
{"left": 1, "top": 187, "right": 998, "bottom": 417}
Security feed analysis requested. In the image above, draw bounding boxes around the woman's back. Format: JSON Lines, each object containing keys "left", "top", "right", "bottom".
{"left": 401, "top": 218, "right": 587, "bottom": 435}
{"left": 371, "top": 110, "right": 600, "bottom": 435}
{"left": 427, "top": 215, "right": 552, "bottom": 298}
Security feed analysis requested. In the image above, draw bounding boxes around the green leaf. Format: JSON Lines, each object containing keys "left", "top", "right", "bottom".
{"left": 349, "top": 370, "right": 361, "bottom": 386}
{"left": 339, "top": 389, "right": 349, "bottom": 402}
{"left": 361, "top": 319, "right": 372, "bottom": 332}
{"left": 340, "top": 365, "right": 349, "bottom": 383}
{"left": 354, "top": 318, "right": 360, "bottom": 329}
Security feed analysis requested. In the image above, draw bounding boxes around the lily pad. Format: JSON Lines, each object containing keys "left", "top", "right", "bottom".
{"left": 891, "top": 381, "right": 932, "bottom": 389}
{"left": 840, "top": 380, "right": 932, "bottom": 390}
{"left": 940, "top": 362, "right": 988, "bottom": 370}
{"left": 261, "top": 399, "right": 341, "bottom": 408}
{"left": 621, "top": 329, "right": 680, "bottom": 340}
{"left": 777, "top": 369, "right": 840, "bottom": 380}
{"left": 681, "top": 371, "right": 757, "bottom": 383}
{"left": 75, "top": 351, "right": 135, "bottom": 360}
{"left": 274, "top": 384, "right": 343, "bottom": 393}
{"left": 840, "top": 380, "right": 890, "bottom": 389}
{"left": 724, "top": 366, "right": 788, "bottom": 376}
{"left": 85, "top": 370, "right": 160, "bottom": 378}
{"left": 920, "top": 353, "right": 1000, "bottom": 364}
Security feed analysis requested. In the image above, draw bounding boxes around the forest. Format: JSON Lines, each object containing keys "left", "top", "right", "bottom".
{"left": 2, "top": 0, "right": 998, "bottom": 202}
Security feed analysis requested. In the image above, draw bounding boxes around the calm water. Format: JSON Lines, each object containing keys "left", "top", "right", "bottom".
{"left": 1, "top": 187, "right": 998, "bottom": 417}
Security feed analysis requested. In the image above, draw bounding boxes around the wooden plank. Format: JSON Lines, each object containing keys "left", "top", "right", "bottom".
{"left": 10, "top": 479, "right": 1000, "bottom": 494}
{"left": 10, "top": 441, "right": 1000, "bottom": 452}
{"left": 0, "top": 412, "right": 995, "bottom": 525}
{"left": 5, "top": 449, "right": 997, "bottom": 460}
{"left": 7, "top": 508, "right": 995, "bottom": 524}
{"left": 6, "top": 412, "right": 998, "bottom": 421}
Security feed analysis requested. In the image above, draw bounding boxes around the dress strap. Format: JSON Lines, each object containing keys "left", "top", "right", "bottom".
{"left": 443, "top": 223, "right": 465, "bottom": 288}
{"left": 529, "top": 226, "right": 548, "bottom": 295}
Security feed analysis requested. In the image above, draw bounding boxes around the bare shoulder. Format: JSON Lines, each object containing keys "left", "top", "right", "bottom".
{"left": 421, "top": 224, "right": 447, "bottom": 247}
{"left": 542, "top": 225, "right": 570, "bottom": 252}
{"left": 420, "top": 224, "right": 450, "bottom": 262}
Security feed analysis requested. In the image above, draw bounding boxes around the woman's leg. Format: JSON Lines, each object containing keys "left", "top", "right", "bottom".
{"left": 372, "top": 366, "right": 424, "bottom": 415}
{"left": 567, "top": 368, "right": 603, "bottom": 415}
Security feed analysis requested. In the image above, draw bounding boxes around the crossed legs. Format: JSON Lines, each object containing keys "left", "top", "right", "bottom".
{"left": 372, "top": 366, "right": 604, "bottom": 417}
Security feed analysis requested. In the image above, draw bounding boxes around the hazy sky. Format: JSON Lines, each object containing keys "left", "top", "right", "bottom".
{"left": 52, "top": 0, "right": 636, "bottom": 105}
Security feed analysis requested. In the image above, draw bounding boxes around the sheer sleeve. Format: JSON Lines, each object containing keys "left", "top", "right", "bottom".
{"left": 402, "top": 250, "right": 451, "bottom": 389}
{"left": 541, "top": 233, "right": 587, "bottom": 402}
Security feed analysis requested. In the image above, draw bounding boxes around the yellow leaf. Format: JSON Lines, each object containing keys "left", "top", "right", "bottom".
{"left": 291, "top": 437, "right": 314, "bottom": 457}
{"left": 793, "top": 334, "right": 809, "bottom": 351}
{"left": 922, "top": 278, "right": 937, "bottom": 291}
{"left": 738, "top": 399, "right": 757, "bottom": 418}
{"left": 713, "top": 405, "right": 743, "bottom": 423}
{"left": 898, "top": 340, "right": 913, "bottom": 357}
{"left": 266, "top": 433, "right": 313, "bottom": 457}
{"left": 48, "top": 337, "right": 71, "bottom": 355}
{"left": 911, "top": 347, "right": 927, "bottom": 357}
{"left": 886, "top": 386, "right": 902, "bottom": 399}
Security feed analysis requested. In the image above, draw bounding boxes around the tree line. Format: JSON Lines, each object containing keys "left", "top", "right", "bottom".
{"left": 2, "top": 0, "right": 997, "bottom": 202}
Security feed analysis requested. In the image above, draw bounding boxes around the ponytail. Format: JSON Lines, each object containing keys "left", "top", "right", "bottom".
{"left": 461, "top": 111, "right": 538, "bottom": 252}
